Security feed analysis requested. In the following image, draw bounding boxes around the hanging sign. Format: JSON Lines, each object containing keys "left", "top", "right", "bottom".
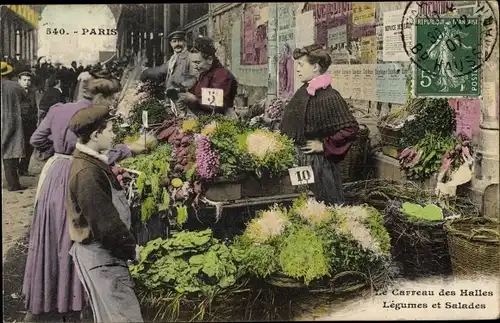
{"left": 288, "top": 166, "right": 315, "bottom": 186}
{"left": 201, "top": 88, "right": 224, "bottom": 107}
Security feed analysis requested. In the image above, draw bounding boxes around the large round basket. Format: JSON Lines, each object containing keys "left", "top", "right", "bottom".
{"left": 444, "top": 217, "right": 500, "bottom": 278}
{"left": 383, "top": 200, "right": 452, "bottom": 278}
{"left": 339, "top": 124, "right": 370, "bottom": 183}
{"left": 265, "top": 268, "right": 388, "bottom": 295}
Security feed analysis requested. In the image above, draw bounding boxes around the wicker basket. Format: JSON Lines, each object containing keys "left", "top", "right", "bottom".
{"left": 339, "top": 124, "right": 370, "bottom": 183}
{"left": 265, "top": 268, "right": 389, "bottom": 294}
{"left": 383, "top": 200, "right": 452, "bottom": 278}
{"left": 445, "top": 217, "right": 500, "bottom": 278}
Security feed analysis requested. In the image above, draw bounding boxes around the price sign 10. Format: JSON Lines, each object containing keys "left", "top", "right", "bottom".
{"left": 288, "top": 166, "right": 315, "bottom": 186}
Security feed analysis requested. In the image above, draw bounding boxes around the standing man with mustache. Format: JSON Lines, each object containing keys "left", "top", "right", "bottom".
{"left": 140, "top": 30, "right": 198, "bottom": 100}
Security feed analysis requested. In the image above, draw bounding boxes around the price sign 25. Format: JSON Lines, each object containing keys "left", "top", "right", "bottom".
{"left": 288, "top": 166, "right": 315, "bottom": 186}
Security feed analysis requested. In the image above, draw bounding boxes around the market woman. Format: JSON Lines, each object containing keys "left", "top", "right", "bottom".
{"left": 22, "top": 71, "right": 148, "bottom": 321}
{"left": 280, "top": 44, "right": 359, "bottom": 205}
{"left": 179, "top": 36, "right": 238, "bottom": 117}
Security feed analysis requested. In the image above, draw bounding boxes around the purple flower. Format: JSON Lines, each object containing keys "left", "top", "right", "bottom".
{"left": 195, "top": 135, "right": 220, "bottom": 179}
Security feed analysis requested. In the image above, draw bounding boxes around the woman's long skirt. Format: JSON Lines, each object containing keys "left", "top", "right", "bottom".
{"left": 296, "top": 147, "right": 345, "bottom": 205}
{"left": 22, "top": 159, "right": 85, "bottom": 315}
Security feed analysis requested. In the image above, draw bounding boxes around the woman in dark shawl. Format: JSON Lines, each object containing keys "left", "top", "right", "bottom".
{"left": 280, "top": 44, "right": 359, "bottom": 205}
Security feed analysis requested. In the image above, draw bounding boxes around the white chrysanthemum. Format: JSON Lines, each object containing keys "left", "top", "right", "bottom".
{"left": 337, "top": 205, "right": 370, "bottom": 222}
{"left": 335, "top": 205, "right": 379, "bottom": 253}
{"left": 297, "top": 198, "right": 332, "bottom": 226}
{"left": 245, "top": 209, "right": 289, "bottom": 243}
{"left": 246, "top": 130, "right": 283, "bottom": 159}
{"left": 345, "top": 219, "right": 379, "bottom": 252}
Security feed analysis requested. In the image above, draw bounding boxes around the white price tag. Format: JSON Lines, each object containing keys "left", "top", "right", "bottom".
{"left": 142, "top": 110, "right": 148, "bottom": 128}
{"left": 288, "top": 166, "right": 315, "bottom": 186}
{"left": 201, "top": 88, "right": 224, "bottom": 107}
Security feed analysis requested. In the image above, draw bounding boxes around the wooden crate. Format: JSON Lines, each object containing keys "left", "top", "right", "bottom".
{"left": 204, "top": 177, "right": 243, "bottom": 201}
{"left": 242, "top": 174, "right": 297, "bottom": 198}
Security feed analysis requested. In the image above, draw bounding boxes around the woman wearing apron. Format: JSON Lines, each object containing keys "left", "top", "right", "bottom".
{"left": 280, "top": 44, "right": 359, "bottom": 205}
{"left": 22, "top": 72, "right": 145, "bottom": 321}
{"left": 67, "top": 105, "right": 143, "bottom": 322}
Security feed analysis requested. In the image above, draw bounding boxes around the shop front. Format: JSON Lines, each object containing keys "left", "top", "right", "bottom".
{"left": 1, "top": 5, "right": 39, "bottom": 64}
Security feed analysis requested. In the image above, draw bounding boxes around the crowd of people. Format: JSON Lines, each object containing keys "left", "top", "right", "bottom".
{"left": 2, "top": 30, "right": 359, "bottom": 323}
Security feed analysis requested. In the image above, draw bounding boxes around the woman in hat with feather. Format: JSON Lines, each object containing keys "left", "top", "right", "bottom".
{"left": 22, "top": 69, "right": 155, "bottom": 321}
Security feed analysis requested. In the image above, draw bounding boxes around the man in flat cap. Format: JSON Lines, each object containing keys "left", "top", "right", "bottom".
{"left": 1, "top": 62, "right": 26, "bottom": 191}
{"left": 67, "top": 105, "right": 144, "bottom": 323}
{"left": 17, "top": 71, "right": 38, "bottom": 176}
{"left": 140, "top": 30, "right": 198, "bottom": 108}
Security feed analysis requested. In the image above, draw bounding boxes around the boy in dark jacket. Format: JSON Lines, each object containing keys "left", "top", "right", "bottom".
{"left": 66, "top": 105, "right": 144, "bottom": 323}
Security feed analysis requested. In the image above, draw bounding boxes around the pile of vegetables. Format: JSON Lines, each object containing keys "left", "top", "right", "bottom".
{"left": 195, "top": 116, "right": 248, "bottom": 179}
{"left": 121, "top": 115, "right": 297, "bottom": 224}
{"left": 438, "top": 133, "right": 473, "bottom": 183}
{"left": 396, "top": 98, "right": 462, "bottom": 181}
{"left": 398, "top": 98, "right": 456, "bottom": 148}
{"left": 119, "top": 144, "right": 173, "bottom": 222}
{"left": 111, "top": 165, "right": 134, "bottom": 189}
{"left": 231, "top": 195, "right": 391, "bottom": 285}
{"left": 113, "top": 80, "right": 168, "bottom": 144}
{"left": 130, "top": 229, "right": 242, "bottom": 297}
{"left": 237, "top": 128, "right": 295, "bottom": 177}
{"left": 156, "top": 116, "right": 296, "bottom": 181}
{"left": 398, "top": 133, "right": 459, "bottom": 181}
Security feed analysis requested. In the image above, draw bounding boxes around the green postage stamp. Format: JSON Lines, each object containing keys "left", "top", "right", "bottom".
{"left": 412, "top": 16, "right": 481, "bottom": 98}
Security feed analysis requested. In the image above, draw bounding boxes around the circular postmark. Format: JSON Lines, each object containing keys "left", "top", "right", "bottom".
{"left": 401, "top": 1, "right": 498, "bottom": 78}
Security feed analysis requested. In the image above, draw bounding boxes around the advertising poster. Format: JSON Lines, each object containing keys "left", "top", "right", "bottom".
{"left": 277, "top": 3, "right": 296, "bottom": 98}
{"left": 351, "top": 65, "right": 363, "bottom": 100}
{"left": 352, "top": 2, "right": 376, "bottom": 25}
{"left": 361, "top": 64, "right": 377, "bottom": 101}
{"left": 376, "top": 64, "right": 406, "bottom": 104}
{"left": 295, "top": 9, "right": 315, "bottom": 48}
{"left": 454, "top": 99, "right": 481, "bottom": 139}
{"left": 241, "top": 4, "right": 269, "bottom": 66}
{"left": 339, "top": 65, "right": 353, "bottom": 98}
{"left": 360, "top": 35, "right": 377, "bottom": 64}
{"left": 327, "top": 25, "right": 347, "bottom": 50}
{"left": 352, "top": 2, "right": 376, "bottom": 39}
{"left": 383, "top": 9, "right": 412, "bottom": 62}
{"left": 303, "top": 2, "right": 352, "bottom": 47}
{"left": 329, "top": 64, "right": 343, "bottom": 93}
